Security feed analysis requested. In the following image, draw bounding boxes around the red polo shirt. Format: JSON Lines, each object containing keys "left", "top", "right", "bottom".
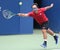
{"left": 28, "top": 8, "right": 48, "bottom": 25}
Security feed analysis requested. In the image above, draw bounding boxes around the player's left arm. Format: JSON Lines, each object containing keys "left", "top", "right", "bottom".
{"left": 44, "top": 3, "right": 54, "bottom": 10}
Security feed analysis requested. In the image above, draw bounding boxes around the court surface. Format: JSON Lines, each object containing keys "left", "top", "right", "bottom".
{"left": 0, "top": 29, "right": 60, "bottom": 50}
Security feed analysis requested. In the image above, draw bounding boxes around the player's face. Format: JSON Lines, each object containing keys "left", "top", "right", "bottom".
{"left": 32, "top": 5, "right": 38, "bottom": 12}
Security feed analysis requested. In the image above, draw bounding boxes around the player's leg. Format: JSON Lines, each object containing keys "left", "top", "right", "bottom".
{"left": 41, "top": 28, "right": 47, "bottom": 48}
{"left": 47, "top": 28, "right": 58, "bottom": 44}
{"left": 40, "top": 22, "right": 48, "bottom": 48}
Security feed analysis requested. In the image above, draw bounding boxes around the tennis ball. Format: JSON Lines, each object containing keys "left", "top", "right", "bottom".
{"left": 19, "top": 2, "right": 22, "bottom": 5}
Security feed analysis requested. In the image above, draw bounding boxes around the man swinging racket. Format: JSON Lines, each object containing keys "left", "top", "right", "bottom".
{"left": 18, "top": 3, "right": 58, "bottom": 48}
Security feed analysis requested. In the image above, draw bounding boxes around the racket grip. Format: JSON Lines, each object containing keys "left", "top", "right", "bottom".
{"left": 17, "top": 13, "right": 21, "bottom": 16}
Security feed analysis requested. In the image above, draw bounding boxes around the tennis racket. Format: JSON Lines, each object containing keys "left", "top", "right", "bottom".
{"left": 2, "top": 9, "right": 18, "bottom": 19}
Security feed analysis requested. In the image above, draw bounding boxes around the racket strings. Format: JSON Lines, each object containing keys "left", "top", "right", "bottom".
{"left": 2, "top": 10, "right": 15, "bottom": 19}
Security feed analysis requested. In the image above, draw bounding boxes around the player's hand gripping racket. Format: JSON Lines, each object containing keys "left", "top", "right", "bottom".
{"left": 2, "top": 9, "right": 18, "bottom": 19}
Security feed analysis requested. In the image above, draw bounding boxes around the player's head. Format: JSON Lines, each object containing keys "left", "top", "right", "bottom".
{"left": 32, "top": 3, "right": 38, "bottom": 12}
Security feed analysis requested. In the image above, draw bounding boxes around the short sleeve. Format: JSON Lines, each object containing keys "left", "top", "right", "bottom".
{"left": 28, "top": 12, "right": 33, "bottom": 17}
{"left": 40, "top": 8, "right": 46, "bottom": 12}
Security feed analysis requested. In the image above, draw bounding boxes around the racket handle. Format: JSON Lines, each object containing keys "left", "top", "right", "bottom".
{"left": 17, "top": 13, "right": 23, "bottom": 16}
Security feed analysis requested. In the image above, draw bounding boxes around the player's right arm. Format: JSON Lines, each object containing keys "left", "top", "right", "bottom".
{"left": 17, "top": 13, "right": 29, "bottom": 17}
{"left": 17, "top": 12, "right": 33, "bottom": 17}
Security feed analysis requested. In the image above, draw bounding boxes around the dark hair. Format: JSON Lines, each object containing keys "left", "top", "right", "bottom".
{"left": 32, "top": 3, "right": 38, "bottom": 7}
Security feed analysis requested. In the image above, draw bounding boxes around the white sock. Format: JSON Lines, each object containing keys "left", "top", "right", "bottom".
{"left": 53, "top": 34, "right": 56, "bottom": 36}
{"left": 44, "top": 39, "right": 47, "bottom": 41}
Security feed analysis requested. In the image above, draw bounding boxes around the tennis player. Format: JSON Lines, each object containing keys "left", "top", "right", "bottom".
{"left": 18, "top": 3, "right": 58, "bottom": 48}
